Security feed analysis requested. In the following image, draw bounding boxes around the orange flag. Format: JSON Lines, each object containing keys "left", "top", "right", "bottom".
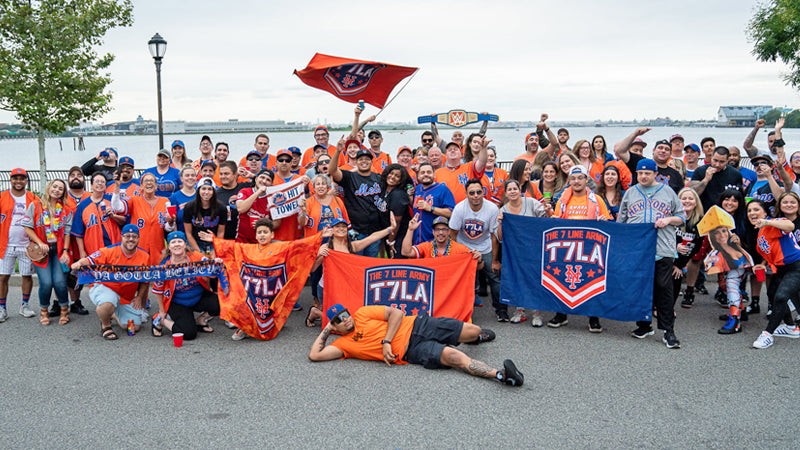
{"left": 322, "top": 251, "right": 476, "bottom": 327}
{"left": 213, "top": 234, "right": 321, "bottom": 340}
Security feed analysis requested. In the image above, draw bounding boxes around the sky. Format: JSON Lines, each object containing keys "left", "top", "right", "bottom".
{"left": 2, "top": 0, "right": 798, "bottom": 125}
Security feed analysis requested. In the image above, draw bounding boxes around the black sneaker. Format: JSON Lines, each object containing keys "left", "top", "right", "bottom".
{"left": 48, "top": 302, "right": 60, "bottom": 317}
{"left": 680, "top": 294, "right": 694, "bottom": 309}
{"left": 714, "top": 290, "right": 728, "bottom": 308}
{"left": 588, "top": 317, "right": 602, "bottom": 333}
{"left": 70, "top": 300, "right": 89, "bottom": 316}
{"left": 496, "top": 310, "right": 510, "bottom": 322}
{"left": 467, "top": 328, "right": 496, "bottom": 345}
{"left": 695, "top": 284, "right": 709, "bottom": 295}
{"left": 663, "top": 330, "right": 681, "bottom": 349}
{"left": 501, "top": 359, "right": 524, "bottom": 387}
{"left": 630, "top": 325, "right": 654, "bottom": 339}
{"left": 547, "top": 313, "right": 568, "bottom": 328}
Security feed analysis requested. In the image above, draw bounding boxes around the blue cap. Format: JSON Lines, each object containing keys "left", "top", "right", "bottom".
{"left": 684, "top": 143, "right": 700, "bottom": 153}
{"left": 288, "top": 146, "right": 302, "bottom": 155}
{"left": 171, "top": 140, "right": 185, "bottom": 148}
{"left": 246, "top": 150, "right": 262, "bottom": 159}
{"left": 104, "top": 147, "right": 118, "bottom": 157}
{"left": 636, "top": 158, "right": 658, "bottom": 172}
{"left": 121, "top": 224, "right": 139, "bottom": 235}
{"left": 118, "top": 156, "right": 134, "bottom": 167}
{"left": 330, "top": 217, "right": 348, "bottom": 227}
{"left": 167, "top": 231, "right": 186, "bottom": 243}
{"left": 326, "top": 303, "right": 347, "bottom": 321}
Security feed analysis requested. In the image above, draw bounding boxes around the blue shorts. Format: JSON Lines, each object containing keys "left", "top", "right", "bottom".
{"left": 403, "top": 314, "right": 463, "bottom": 369}
{"left": 89, "top": 284, "right": 142, "bottom": 326}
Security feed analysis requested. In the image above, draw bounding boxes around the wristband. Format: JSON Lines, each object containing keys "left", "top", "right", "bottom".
{"left": 773, "top": 138, "right": 786, "bottom": 147}
{"left": 381, "top": 339, "right": 391, "bottom": 345}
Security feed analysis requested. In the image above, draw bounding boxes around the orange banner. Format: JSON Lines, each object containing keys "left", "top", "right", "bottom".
{"left": 213, "top": 234, "right": 321, "bottom": 340}
{"left": 322, "top": 251, "right": 476, "bottom": 326}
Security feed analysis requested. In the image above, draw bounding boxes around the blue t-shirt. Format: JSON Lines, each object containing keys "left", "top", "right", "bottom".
{"left": 740, "top": 167, "right": 757, "bottom": 192}
{"left": 412, "top": 182, "right": 455, "bottom": 244}
{"left": 143, "top": 166, "right": 182, "bottom": 198}
{"left": 168, "top": 190, "right": 196, "bottom": 232}
{"left": 170, "top": 275, "right": 206, "bottom": 307}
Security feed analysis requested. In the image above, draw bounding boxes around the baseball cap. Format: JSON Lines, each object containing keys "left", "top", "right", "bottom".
{"left": 167, "top": 231, "right": 186, "bottom": 243}
{"left": 10, "top": 168, "right": 27, "bottom": 178}
{"left": 444, "top": 141, "right": 461, "bottom": 150}
{"left": 355, "top": 148, "right": 374, "bottom": 159}
{"left": 121, "top": 224, "right": 139, "bottom": 235}
{"left": 200, "top": 159, "right": 217, "bottom": 170}
{"left": 196, "top": 177, "right": 215, "bottom": 189}
{"left": 636, "top": 158, "right": 658, "bottom": 172}
{"left": 654, "top": 139, "right": 671, "bottom": 148}
{"left": 750, "top": 154, "right": 774, "bottom": 166}
{"left": 669, "top": 134, "right": 684, "bottom": 142}
{"left": 344, "top": 139, "right": 362, "bottom": 150}
{"left": 631, "top": 138, "right": 647, "bottom": 148}
{"left": 276, "top": 148, "right": 293, "bottom": 159}
{"left": 157, "top": 148, "right": 171, "bottom": 159}
{"left": 397, "top": 146, "right": 413, "bottom": 156}
{"left": 525, "top": 132, "right": 537, "bottom": 143}
{"left": 246, "top": 150, "right": 262, "bottom": 159}
{"left": 256, "top": 168, "right": 274, "bottom": 180}
{"left": 330, "top": 217, "right": 348, "bottom": 227}
{"left": 432, "top": 216, "right": 449, "bottom": 227}
{"left": 368, "top": 130, "right": 382, "bottom": 139}
{"left": 288, "top": 146, "right": 302, "bottom": 155}
{"left": 313, "top": 144, "right": 327, "bottom": 152}
{"left": 314, "top": 125, "right": 328, "bottom": 134}
{"left": 118, "top": 156, "right": 134, "bottom": 167}
{"left": 103, "top": 147, "right": 119, "bottom": 157}
{"left": 684, "top": 143, "right": 700, "bottom": 153}
{"left": 68, "top": 166, "right": 83, "bottom": 177}
{"left": 569, "top": 166, "right": 589, "bottom": 177}
{"left": 171, "top": 140, "right": 185, "bottom": 148}
{"left": 326, "top": 303, "right": 348, "bottom": 321}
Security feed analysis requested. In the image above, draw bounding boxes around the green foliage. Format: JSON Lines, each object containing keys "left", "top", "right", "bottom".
{"left": 762, "top": 108, "right": 783, "bottom": 125}
{"left": 785, "top": 109, "right": 800, "bottom": 128}
{"left": 747, "top": 0, "right": 800, "bottom": 89}
{"left": 0, "top": 0, "right": 134, "bottom": 133}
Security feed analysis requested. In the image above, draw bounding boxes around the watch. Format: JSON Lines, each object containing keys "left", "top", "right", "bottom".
{"left": 381, "top": 339, "right": 391, "bottom": 345}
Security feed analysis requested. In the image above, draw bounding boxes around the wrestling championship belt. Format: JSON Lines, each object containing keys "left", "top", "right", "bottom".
{"left": 417, "top": 110, "right": 499, "bottom": 128}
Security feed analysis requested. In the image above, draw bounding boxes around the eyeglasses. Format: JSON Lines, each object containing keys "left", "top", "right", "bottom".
{"left": 314, "top": 133, "right": 328, "bottom": 138}
{"left": 122, "top": 234, "right": 138, "bottom": 239}
{"left": 247, "top": 156, "right": 261, "bottom": 162}
{"left": 369, "top": 135, "right": 381, "bottom": 139}
{"left": 277, "top": 158, "right": 291, "bottom": 163}
{"left": 200, "top": 142, "right": 212, "bottom": 147}
{"left": 467, "top": 190, "right": 483, "bottom": 196}
{"left": 331, "top": 310, "right": 351, "bottom": 325}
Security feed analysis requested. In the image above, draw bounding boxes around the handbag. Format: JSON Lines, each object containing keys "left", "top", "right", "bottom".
{"left": 25, "top": 241, "right": 48, "bottom": 263}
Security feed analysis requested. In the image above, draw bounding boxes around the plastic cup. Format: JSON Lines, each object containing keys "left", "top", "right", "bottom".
{"left": 167, "top": 205, "right": 177, "bottom": 217}
{"left": 543, "top": 192, "right": 552, "bottom": 198}
{"left": 745, "top": 197, "right": 754, "bottom": 203}
{"left": 754, "top": 266, "right": 766, "bottom": 282}
{"left": 172, "top": 333, "right": 184, "bottom": 348}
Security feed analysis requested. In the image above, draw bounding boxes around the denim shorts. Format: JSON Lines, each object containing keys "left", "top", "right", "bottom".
{"left": 89, "top": 284, "right": 142, "bottom": 326}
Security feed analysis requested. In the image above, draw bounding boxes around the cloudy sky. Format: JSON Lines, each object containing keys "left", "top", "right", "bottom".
{"left": 2, "top": 0, "right": 797, "bottom": 125}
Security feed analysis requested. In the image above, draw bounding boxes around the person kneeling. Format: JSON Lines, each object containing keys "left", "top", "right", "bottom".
{"left": 308, "top": 304, "right": 524, "bottom": 387}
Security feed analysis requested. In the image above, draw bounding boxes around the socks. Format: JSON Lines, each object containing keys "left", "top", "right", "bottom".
{"left": 21, "top": 293, "right": 30, "bottom": 305}
{"left": 0, "top": 297, "right": 6, "bottom": 310}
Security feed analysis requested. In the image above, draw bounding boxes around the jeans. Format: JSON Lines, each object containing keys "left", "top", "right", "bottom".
{"left": 33, "top": 245, "right": 68, "bottom": 308}
{"left": 765, "top": 260, "right": 800, "bottom": 334}
{"left": 477, "top": 252, "right": 504, "bottom": 314}
{"left": 725, "top": 268, "right": 745, "bottom": 308}
{"left": 353, "top": 232, "right": 381, "bottom": 258}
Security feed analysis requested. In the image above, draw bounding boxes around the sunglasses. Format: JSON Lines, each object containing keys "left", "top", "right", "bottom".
{"left": 467, "top": 190, "right": 483, "bottom": 196}
{"left": 422, "top": 139, "right": 433, "bottom": 143}
{"left": 247, "top": 156, "right": 261, "bottom": 161}
{"left": 331, "top": 310, "right": 351, "bottom": 325}
{"left": 277, "top": 158, "right": 292, "bottom": 163}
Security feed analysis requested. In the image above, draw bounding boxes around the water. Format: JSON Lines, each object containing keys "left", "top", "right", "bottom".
{"left": 1, "top": 126, "right": 796, "bottom": 171}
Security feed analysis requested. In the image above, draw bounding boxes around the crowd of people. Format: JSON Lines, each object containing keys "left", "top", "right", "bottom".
{"left": 2, "top": 108, "right": 800, "bottom": 383}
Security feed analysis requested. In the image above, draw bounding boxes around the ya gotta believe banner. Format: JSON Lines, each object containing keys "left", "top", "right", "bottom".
{"left": 323, "top": 251, "right": 477, "bottom": 327}
{"left": 500, "top": 214, "right": 656, "bottom": 322}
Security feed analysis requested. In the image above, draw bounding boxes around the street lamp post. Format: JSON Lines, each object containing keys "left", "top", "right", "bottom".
{"left": 148, "top": 33, "right": 167, "bottom": 150}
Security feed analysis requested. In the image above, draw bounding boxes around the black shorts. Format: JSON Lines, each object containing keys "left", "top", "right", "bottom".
{"left": 403, "top": 314, "right": 463, "bottom": 369}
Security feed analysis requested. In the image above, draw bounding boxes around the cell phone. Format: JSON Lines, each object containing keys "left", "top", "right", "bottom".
{"left": 358, "top": 100, "right": 365, "bottom": 110}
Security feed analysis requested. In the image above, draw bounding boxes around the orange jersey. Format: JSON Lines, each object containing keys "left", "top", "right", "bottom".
{"left": 554, "top": 191, "right": 610, "bottom": 220}
{"left": 71, "top": 197, "right": 121, "bottom": 256}
{"left": 301, "top": 144, "right": 336, "bottom": 168}
{"left": 330, "top": 306, "right": 416, "bottom": 364}
{"left": 371, "top": 151, "right": 392, "bottom": 174}
{"left": 586, "top": 160, "right": 605, "bottom": 185}
{"left": 304, "top": 195, "right": 349, "bottom": 237}
{"left": 104, "top": 180, "right": 140, "bottom": 201}
{"left": 239, "top": 153, "right": 278, "bottom": 174}
{"left": 514, "top": 153, "right": 536, "bottom": 164}
{"left": 87, "top": 244, "right": 151, "bottom": 304}
{"left": 0, "top": 190, "right": 37, "bottom": 256}
{"left": 410, "top": 239, "right": 471, "bottom": 258}
{"left": 484, "top": 167, "right": 509, "bottom": 204}
{"left": 120, "top": 196, "right": 170, "bottom": 265}
{"left": 434, "top": 162, "right": 491, "bottom": 203}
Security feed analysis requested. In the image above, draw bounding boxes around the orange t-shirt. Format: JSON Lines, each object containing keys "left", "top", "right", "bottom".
{"left": 435, "top": 162, "right": 492, "bottom": 203}
{"left": 301, "top": 144, "right": 336, "bottom": 167}
{"left": 554, "top": 193, "right": 610, "bottom": 220}
{"left": 330, "top": 306, "right": 416, "bottom": 364}
{"left": 239, "top": 153, "right": 278, "bottom": 173}
{"left": 514, "top": 153, "right": 536, "bottom": 163}
{"left": 410, "top": 239, "right": 471, "bottom": 258}
{"left": 371, "top": 151, "right": 392, "bottom": 174}
{"left": 87, "top": 245, "right": 151, "bottom": 304}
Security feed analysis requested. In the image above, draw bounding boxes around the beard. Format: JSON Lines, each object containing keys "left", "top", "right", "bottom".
{"left": 69, "top": 179, "right": 85, "bottom": 189}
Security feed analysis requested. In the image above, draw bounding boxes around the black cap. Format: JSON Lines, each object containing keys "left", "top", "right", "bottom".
{"left": 355, "top": 148, "right": 374, "bottom": 159}
{"left": 368, "top": 130, "right": 382, "bottom": 138}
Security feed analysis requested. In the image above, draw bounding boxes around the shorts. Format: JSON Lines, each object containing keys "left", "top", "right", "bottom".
{"left": 403, "top": 314, "right": 463, "bottom": 369}
{"left": 0, "top": 245, "right": 35, "bottom": 276}
{"left": 89, "top": 284, "right": 142, "bottom": 326}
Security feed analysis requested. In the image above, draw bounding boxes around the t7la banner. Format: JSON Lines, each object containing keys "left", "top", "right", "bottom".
{"left": 500, "top": 214, "right": 656, "bottom": 322}
{"left": 323, "top": 251, "right": 476, "bottom": 326}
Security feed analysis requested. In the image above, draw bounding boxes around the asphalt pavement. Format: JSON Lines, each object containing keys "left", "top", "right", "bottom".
{"left": 0, "top": 282, "right": 798, "bottom": 449}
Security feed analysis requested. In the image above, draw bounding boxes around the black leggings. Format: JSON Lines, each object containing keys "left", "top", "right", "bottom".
{"left": 765, "top": 260, "right": 800, "bottom": 334}
{"left": 167, "top": 290, "right": 220, "bottom": 340}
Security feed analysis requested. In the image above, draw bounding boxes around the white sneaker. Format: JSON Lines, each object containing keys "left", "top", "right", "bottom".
{"left": 531, "top": 311, "right": 543, "bottom": 327}
{"left": 19, "top": 303, "right": 35, "bottom": 318}
{"left": 510, "top": 309, "right": 527, "bottom": 323}
{"left": 773, "top": 324, "right": 800, "bottom": 338}
{"left": 140, "top": 308, "right": 149, "bottom": 323}
{"left": 0, "top": 308, "right": 7, "bottom": 323}
{"left": 231, "top": 328, "right": 248, "bottom": 341}
{"left": 224, "top": 320, "right": 236, "bottom": 329}
{"left": 753, "top": 331, "right": 774, "bottom": 349}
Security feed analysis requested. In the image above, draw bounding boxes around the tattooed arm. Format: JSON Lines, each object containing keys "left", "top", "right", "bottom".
{"left": 308, "top": 324, "right": 345, "bottom": 362}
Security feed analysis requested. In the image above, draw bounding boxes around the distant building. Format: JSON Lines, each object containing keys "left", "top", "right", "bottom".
{"left": 717, "top": 105, "right": 773, "bottom": 127}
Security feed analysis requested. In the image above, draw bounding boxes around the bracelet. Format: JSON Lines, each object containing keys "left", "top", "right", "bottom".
{"left": 381, "top": 339, "right": 391, "bottom": 345}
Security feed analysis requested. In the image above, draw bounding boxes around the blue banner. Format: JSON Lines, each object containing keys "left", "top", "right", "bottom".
{"left": 500, "top": 214, "right": 656, "bottom": 322}
{"left": 78, "top": 261, "right": 226, "bottom": 286}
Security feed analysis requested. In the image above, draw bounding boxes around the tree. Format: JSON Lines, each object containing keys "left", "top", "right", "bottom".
{"left": 762, "top": 108, "right": 783, "bottom": 125}
{"left": 747, "top": 0, "right": 800, "bottom": 90}
{"left": 0, "top": 0, "right": 133, "bottom": 192}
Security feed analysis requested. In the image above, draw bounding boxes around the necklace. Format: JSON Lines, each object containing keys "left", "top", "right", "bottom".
{"left": 42, "top": 201, "right": 63, "bottom": 242}
{"left": 431, "top": 238, "right": 452, "bottom": 257}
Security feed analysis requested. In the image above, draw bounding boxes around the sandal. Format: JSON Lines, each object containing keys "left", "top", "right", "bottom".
{"left": 196, "top": 314, "right": 213, "bottom": 333}
{"left": 305, "top": 306, "right": 321, "bottom": 327}
{"left": 101, "top": 326, "right": 118, "bottom": 341}
{"left": 151, "top": 324, "right": 163, "bottom": 337}
{"left": 58, "top": 306, "right": 70, "bottom": 325}
{"left": 40, "top": 308, "right": 50, "bottom": 326}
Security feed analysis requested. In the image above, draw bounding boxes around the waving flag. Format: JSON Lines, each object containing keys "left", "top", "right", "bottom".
{"left": 323, "top": 251, "right": 476, "bottom": 327}
{"left": 500, "top": 214, "right": 656, "bottom": 322}
{"left": 213, "top": 234, "right": 321, "bottom": 340}
{"left": 293, "top": 53, "right": 418, "bottom": 108}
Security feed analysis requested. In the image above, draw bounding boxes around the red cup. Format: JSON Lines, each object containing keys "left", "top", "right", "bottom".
{"left": 167, "top": 205, "right": 177, "bottom": 217}
{"left": 172, "top": 333, "right": 184, "bottom": 348}
{"left": 754, "top": 266, "right": 766, "bottom": 282}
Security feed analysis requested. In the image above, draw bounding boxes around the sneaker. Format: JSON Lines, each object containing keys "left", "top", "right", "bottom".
{"left": 70, "top": 300, "right": 89, "bottom": 316}
{"left": 773, "top": 324, "right": 800, "bottom": 338}
{"left": 48, "top": 303, "right": 60, "bottom": 317}
{"left": 662, "top": 330, "right": 681, "bottom": 349}
{"left": 680, "top": 294, "right": 694, "bottom": 309}
{"left": 746, "top": 300, "right": 760, "bottom": 314}
{"left": 695, "top": 284, "right": 709, "bottom": 295}
{"left": 631, "top": 325, "right": 654, "bottom": 339}
{"left": 231, "top": 328, "right": 248, "bottom": 341}
{"left": 293, "top": 302, "right": 303, "bottom": 311}
{"left": 140, "top": 308, "right": 149, "bottom": 323}
{"left": 715, "top": 290, "right": 728, "bottom": 308}
{"left": 500, "top": 359, "right": 524, "bottom": 387}
{"left": 496, "top": 310, "right": 510, "bottom": 322}
{"left": 19, "top": 303, "right": 35, "bottom": 318}
{"left": 531, "top": 311, "right": 543, "bottom": 328}
{"left": 752, "top": 331, "right": 774, "bottom": 349}
{"left": 547, "top": 313, "right": 568, "bottom": 328}
{"left": 474, "top": 298, "right": 484, "bottom": 307}
{"left": 509, "top": 309, "right": 527, "bottom": 323}
{"left": 588, "top": 317, "right": 603, "bottom": 333}
{"left": 224, "top": 320, "right": 236, "bottom": 329}
{"left": 467, "top": 328, "right": 496, "bottom": 345}
{"left": 718, "top": 315, "right": 741, "bottom": 334}
{"left": 0, "top": 308, "right": 7, "bottom": 323}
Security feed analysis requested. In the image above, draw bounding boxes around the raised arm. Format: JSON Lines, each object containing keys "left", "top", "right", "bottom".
{"left": 329, "top": 136, "right": 345, "bottom": 183}
{"left": 431, "top": 121, "right": 444, "bottom": 147}
{"left": 473, "top": 137, "right": 490, "bottom": 174}
{"left": 348, "top": 105, "right": 362, "bottom": 139}
{"left": 743, "top": 119, "right": 765, "bottom": 157}
{"left": 401, "top": 213, "right": 421, "bottom": 258}
{"left": 614, "top": 127, "right": 651, "bottom": 163}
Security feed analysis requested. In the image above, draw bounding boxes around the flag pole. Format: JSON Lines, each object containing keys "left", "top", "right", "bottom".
{"left": 374, "top": 69, "right": 419, "bottom": 118}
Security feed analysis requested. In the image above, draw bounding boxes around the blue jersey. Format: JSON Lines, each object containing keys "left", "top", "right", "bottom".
{"left": 412, "top": 182, "right": 455, "bottom": 244}
{"left": 740, "top": 167, "right": 757, "bottom": 192}
{"left": 168, "top": 190, "right": 195, "bottom": 233}
{"left": 143, "top": 166, "right": 182, "bottom": 198}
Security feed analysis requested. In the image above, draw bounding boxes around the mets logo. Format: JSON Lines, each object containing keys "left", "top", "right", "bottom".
{"left": 272, "top": 191, "right": 288, "bottom": 207}
{"left": 541, "top": 227, "right": 610, "bottom": 308}
{"left": 240, "top": 263, "right": 287, "bottom": 335}
{"left": 364, "top": 265, "right": 435, "bottom": 316}
{"left": 463, "top": 219, "right": 485, "bottom": 240}
{"left": 324, "top": 63, "right": 386, "bottom": 97}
